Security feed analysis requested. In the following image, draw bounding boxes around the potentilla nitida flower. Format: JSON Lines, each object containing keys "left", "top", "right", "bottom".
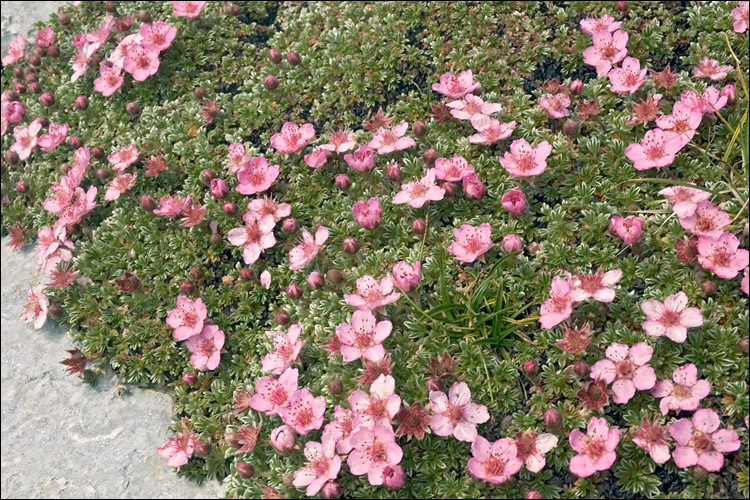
{"left": 392, "top": 170, "right": 445, "bottom": 208}
{"left": 432, "top": 70, "right": 480, "bottom": 98}
{"left": 732, "top": 1, "right": 749, "bottom": 33}
{"left": 261, "top": 323, "right": 304, "bottom": 374}
{"left": 344, "top": 275, "right": 401, "bottom": 312}
{"left": 104, "top": 172, "right": 137, "bottom": 201}
{"left": 538, "top": 92, "right": 571, "bottom": 118}
{"left": 514, "top": 431, "right": 558, "bottom": 472}
{"left": 320, "top": 129, "right": 357, "bottom": 153}
{"left": 349, "top": 374, "right": 401, "bottom": 427}
{"left": 108, "top": 144, "right": 139, "bottom": 172}
{"left": 658, "top": 185, "right": 710, "bottom": 218}
{"left": 270, "top": 121, "right": 315, "bottom": 153}
{"left": 446, "top": 94, "right": 503, "bottom": 127}
{"left": 589, "top": 342, "right": 656, "bottom": 404}
{"left": 364, "top": 107, "right": 395, "bottom": 132}
{"left": 467, "top": 115, "right": 516, "bottom": 144}
{"left": 38, "top": 121, "right": 69, "bottom": 152}
{"left": 139, "top": 21, "right": 177, "bottom": 52}
{"left": 583, "top": 30, "right": 628, "bottom": 76}
{"left": 366, "top": 122, "right": 415, "bottom": 155}
{"left": 343, "top": 145, "right": 375, "bottom": 171}
{"left": 246, "top": 195, "right": 291, "bottom": 223}
{"left": 348, "top": 425, "right": 403, "bottom": 486}
{"left": 172, "top": 1, "right": 207, "bottom": 18}
{"left": 2, "top": 35, "right": 25, "bottom": 66}
{"left": 230, "top": 425, "right": 262, "bottom": 455}
{"left": 448, "top": 223, "right": 492, "bottom": 263}
{"left": 499, "top": 138, "right": 552, "bottom": 177}
{"left": 632, "top": 416, "right": 671, "bottom": 464}
{"left": 652, "top": 363, "right": 711, "bottom": 415}
{"left": 608, "top": 56, "right": 647, "bottom": 94}
{"left": 226, "top": 143, "right": 250, "bottom": 174}
{"left": 391, "top": 261, "right": 420, "bottom": 293}
{"left": 569, "top": 268, "right": 622, "bottom": 303}
{"left": 322, "top": 406, "right": 359, "bottom": 454}
{"left": 693, "top": 57, "right": 732, "bottom": 81}
{"left": 355, "top": 354, "right": 394, "bottom": 386}
{"left": 22, "top": 283, "right": 48, "bottom": 330}
{"left": 304, "top": 146, "right": 330, "bottom": 169}
{"left": 669, "top": 409, "right": 740, "bottom": 471}
{"left": 279, "top": 388, "right": 327, "bottom": 435}
{"left": 123, "top": 43, "right": 160, "bottom": 81}
{"left": 293, "top": 435, "right": 342, "bottom": 496}
{"left": 557, "top": 322, "right": 592, "bottom": 355}
{"left": 166, "top": 296, "right": 207, "bottom": 341}
{"left": 236, "top": 156, "right": 280, "bottom": 195}
{"left": 429, "top": 381, "right": 489, "bottom": 442}
{"left": 249, "top": 367, "right": 299, "bottom": 416}
{"left": 10, "top": 119, "right": 42, "bottom": 161}
{"left": 185, "top": 324, "right": 224, "bottom": 371}
{"left": 432, "top": 155, "right": 475, "bottom": 182}
{"left": 625, "top": 128, "right": 683, "bottom": 170}
{"left": 577, "top": 379, "right": 611, "bottom": 412}
{"left": 352, "top": 197, "right": 381, "bottom": 229}
{"left": 467, "top": 436, "right": 522, "bottom": 484}
{"left": 395, "top": 401, "right": 431, "bottom": 441}
{"left": 336, "top": 310, "right": 392, "bottom": 363}
{"left": 627, "top": 94, "right": 663, "bottom": 126}
{"left": 227, "top": 213, "right": 276, "bottom": 265}
{"left": 36, "top": 225, "right": 74, "bottom": 277}
{"left": 697, "top": 232, "right": 749, "bottom": 279}
{"left": 610, "top": 215, "right": 644, "bottom": 244}
{"left": 288, "top": 226, "right": 328, "bottom": 271}
{"left": 157, "top": 422, "right": 197, "bottom": 467}
{"left": 539, "top": 276, "right": 574, "bottom": 329}
{"left": 501, "top": 188, "right": 527, "bottom": 214}
{"left": 678, "top": 200, "right": 731, "bottom": 239}
{"left": 579, "top": 15, "right": 622, "bottom": 35}
{"left": 641, "top": 290, "right": 704, "bottom": 343}
{"left": 569, "top": 417, "right": 620, "bottom": 478}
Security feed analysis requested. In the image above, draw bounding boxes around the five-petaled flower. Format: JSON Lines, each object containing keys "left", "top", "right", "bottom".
{"left": 429, "top": 382, "right": 489, "bottom": 442}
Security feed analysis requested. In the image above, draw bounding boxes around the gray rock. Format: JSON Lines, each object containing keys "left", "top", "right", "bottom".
{"left": 1, "top": 1, "right": 66, "bottom": 54}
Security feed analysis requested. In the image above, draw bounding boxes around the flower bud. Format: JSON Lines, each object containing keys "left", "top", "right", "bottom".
{"left": 423, "top": 148, "right": 437, "bottom": 165}
{"left": 190, "top": 267, "right": 203, "bottom": 281}
{"left": 38, "top": 116, "right": 50, "bottom": 127}
{"left": 48, "top": 45, "right": 60, "bottom": 57}
{"left": 16, "top": 180, "right": 29, "bottom": 193}
{"left": 193, "top": 87, "right": 206, "bottom": 102}
{"left": 7, "top": 151, "right": 20, "bottom": 165}
{"left": 229, "top": 3, "right": 241, "bottom": 16}
{"left": 412, "top": 218, "right": 426, "bottom": 235}
{"left": 225, "top": 431, "right": 242, "bottom": 448}
{"left": 260, "top": 270, "right": 271, "bottom": 289}
{"left": 138, "top": 9, "right": 151, "bottom": 22}
{"left": 91, "top": 146, "right": 105, "bottom": 159}
{"left": 544, "top": 408, "right": 562, "bottom": 429}
{"left": 574, "top": 360, "right": 590, "bottom": 377}
{"left": 29, "top": 54, "right": 41, "bottom": 67}
{"left": 68, "top": 223, "right": 81, "bottom": 235}
{"left": 342, "top": 237, "right": 359, "bottom": 254}
{"left": 90, "top": 53, "right": 104, "bottom": 66}
{"left": 287, "top": 51, "right": 300, "bottom": 66}
{"left": 327, "top": 269, "right": 344, "bottom": 284}
{"left": 4, "top": 90, "right": 19, "bottom": 101}
{"left": 462, "top": 173, "right": 486, "bottom": 199}
{"left": 570, "top": 79, "right": 583, "bottom": 95}
{"left": 222, "top": 202, "right": 236, "bottom": 215}
{"left": 237, "top": 462, "right": 254, "bottom": 479}
{"left": 328, "top": 379, "right": 343, "bottom": 395}
{"left": 126, "top": 102, "right": 141, "bottom": 115}
{"left": 307, "top": 271, "right": 324, "bottom": 290}
{"left": 722, "top": 84, "right": 736, "bottom": 106}
{"left": 502, "top": 234, "right": 523, "bottom": 253}
{"left": 14, "top": 82, "right": 26, "bottom": 94}
{"left": 287, "top": 283, "right": 302, "bottom": 299}
{"left": 282, "top": 218, "right": 298, "bottom": 234}
{"left": 563, "top": 119, "right": 579, "bottom": 137}
{"left": 501, "top": 189, "right": 527, "bottom": 214}
{"left": 282, "top": 474, "right": 294, "bottom": 486}
{"left": 36, "top": 46, "right": 48, "bottom": 57}
{"left": 14, "top": 67, "right": 24, "bottom": 78}
{"left": 522, "top": 360, "right": 538, "bottom": 377}
{"left": 615, "top": 1, "right": 629, "bottom": 13}
{"left": 263, "top": 75, "right": 278, "bottom": 90}
{"left": 334, "top": 173, "right": 351, "bottom": 191}
{"left": 322, "top": 481, "right": 340, "bottom": 499}
{"left": 387, "top": 163, "right": 401, "bottom": 181}
{"left": 29, "top": 82, "right": 42, "bottom": 94}
{"left": 693, "top": 465, "right": 709, "bottom": 481}
{"left": 26, "top": 72, "right": 38, "bottom": 83}
{"left": 528, "top": 241, "right": 542, "bottom": 255}
{"left": 526, "top": 491, "right": 543, "bottom": 499}
{"left": 412, "top": 120, "right": 427, "bottom": 137}
{"left": 180, "top": 280, "right": 195, "bottom": 295}
{"left": 48, "top": 303, "right": 63, "bottom": 320}
{"left": 69, "top": 136, "right": 83, "bottom": 149}
{"left": 182, "top": 372, "right": 197, "bottom": 385}
{"left": 738, "top": 337, "right": 749, "bottom": 354}
{"left": 194, "top": 440, "right": 211, "bottom": 458}
{"left": 443, "top": 181, "right": 458, "bottom": 197}
{"left": 426, "top": 378, "right": 443, "bottom": 393}
{"left": 200, "top": 169, "right": 215, "bottom": 185}
{"left": 96, "top": 168, "right": 111, "bottom": 182}
{"left": 383, "top": 465, "right": 405, "bottom": 489}
{"left": 275, "top": 309, "right": 290, "bottom": 325}
{"left": 210, "top": 178, "right": 228, "bottom": 198}
{"left": 268, "top": 48, "right": 282, "bottom": 64}
{"left": 75, "top": 95, "right": 89, "bottom": 110}
{"left": 140, "top": 195, "right": 156, "bottom": 212}
{"left": 270, "top": 425, "right": 296, "bottom": 453}
{"left": 240, "top": 268, "right": 253, "bottom": 281}
{"left": 105, "top": 2, "right": 116, "bottom": 13}
{"left": 701, "top": 280, "right": 717, "bottom": 295}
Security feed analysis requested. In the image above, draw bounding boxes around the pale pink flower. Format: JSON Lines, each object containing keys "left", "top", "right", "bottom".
{"left": 501, "top": 189, "right": 527, "bottom": 214}
{"left": 467, "top": 436, "right": 522, "bottom": 484}
{"left": 539, "top": 276, "right": 574, "bottom": 329}
{"left": 391, "top": 261, "right": 420, "bottom": 293}
{"left": 569, "top": 268, "right": 622, "bottom": 303}
{"left": 22, "top": 284, "right": 48, "bottom": 330}
{"left": 499, "top": 139, "right": 552, "bottom": 177}
{"left": 288, "top": 226, "right": 328, "bottom": 270}
{"left": 432, "top": 155, "right": 474, "bottom": 182}
{"left": 349, "top": 374, "right": 401, "bottom": 426}
{"left": 344, "top": 275, "right": 401, "bottom": 312}
{"left": 261, "top": 323, "right": 304, "bottom": 374}
{"left": 68, "top": 146, "right": 91, "bottom": 187}
{"left": 246, "top": 195, "right": 291, "bottom": 222}
{"left": 180, "top": 198, "right": 205, "bottom": 228}
{"left": 342, "top": 145, "right": 375, "bottom": 172}
{"left": 446, "top": 94, "right": 503, "bottom": 127}
{"left": 108, "top": 144, "right": 139, "bottom": 172}
{"left": 336, "top": 310, "right": 392, "bottom": 362}
{"left": 590, "top": 342, "right": 656, "bottom": 404}
{"left": 625, "top": 128, "right": 684, "bottom": 170}
{"left": 55, "top": 186, "right": 97, "bottom": 231}
{"left": 448, "top": 223, "right": 492, "bottom": 264}
{"left": 36, "top": 225, "right": 74, "bottom": 276}
{"left": 10, "top": 119, "right": 42, "bottom": 161}
{"left": 610, "top": 215, "right": 644, "bottom": 244}
{"left": 279, "top": 388, "right": 326, "bottom": 435}
{"left": 249, "top": 367, "right": 299, "bottom": 416}
{"left": 93, "top": 63, "right": 124, "bottom": 97}
{"left": 742, "top": 267, "right": 749, "bottom": 295}
{"left": 580, "top": 15, "right": 623, "bottom": 35}
{"left": 432, "top": 70, "right": 480, "bottom": 98}
{"left": 429, "top": 382, "right": 489, "bottom": 442}
{"left": 270, "top": 122, "right": 315, "bottom": 154}
{"left": 35, "top": 27, "right": 55, "bottom": 48}
{"left": 693, "top": 57, "right": 732, "bottom": 81}
{"left": 348, "top": 425, "right": 403, "bottom": 486}
{"left": 108, "top": 33, "right": 143, "bottom": 69}
{"left": 391, "top": 170, "right": 445, "bottom": 208}
{"left": 514, "top": 431, "right": 558, "bottom": 473}
{"left": 1, "top": 98, "right": 24, "bottom": 124}
{"left": 38, "top": 122, "right": 69, "bottom": 152}
{"left": 463, "top": 173, "right": 486, "bottom": 199}
{"left": 632, "top": 417, "right": 671, "bottom": 464}
{"left": 366, "top": 122, "right": 415, "bottom": 155}
{"left": 678, "top": 200, "right": 731, "bottom": 238}
{"left": 538, "top": 93, "right": 571, "bottom": 118}
{"left": 352, "top": 197, "right": 381, "bottom": 230}
{"left": 670, "top": 409, "right": 740, "bottom": 471}
{"left": 2, "top": 35, "right": 25, "bottom": 66}
{"left": 227, "top": 214, "right": 276, "bottom": 265}
{"left": 304, "top": 146, "right": 331, "bottom": 169}
{"left": 166, "top": 296, "right": 207, "bottom": 341}
{"left": 557, "top": 323, "right": 592, "bottom": 354}
{"left": 502, "top": 234, "right": 523, "bottom": 253}
{"left": 697, "top": 232, "right": 750, "bottom": 279}
{"left": 104, "top": 172, "right": 137, "bottom": 201}
{"left": 293, "top": 436, "right": 342, "bottom": 496}
{"left": 641, "top": 291, "right": 704, "bottom": 343}
{"left": 153, "top": 195, "right": 187, "bottom": 218}
{"left": 652, "top": 364, "right": 710, "bottom": 415}
{"left": 260, "top": 270, "right": 272, "bottom": 289}
{"left": 732, "top": 1, "right": 749, "bottom": 32}
{"left": 172, "top": 1, "right": 207, "bottom": 18}
{"left": 608, "top": 57, "right": 648, "bottom": 94}
{"left": 139, "top": 21, "right": 177, "bottom": 52}
{"left": 467, "top": 116, "right": 516, "bottom": 144}
{"left": 84, "top": 15, "right": 114, "bottom": 53}
{"left": 227, "top": 143, "right": 250, "bottom": 174}
{"left": 124, "top": 43, "right": 160, "bottom": 82}
{"left": 691, "top": 86, "right": 729, "bottom": 114}
{"left": 322, "top": 406, "right": 359, "bottom": 454}
{"left": 569, "top": 417, "right": 620, "bottom": 478}
{"left": 71, "top": 46, "right": 95, "bottom": 82}
{"left": 157, "top": 424, "right": 196, "bottom": 468}
{"left": 583, "top": 30, "right": 629, "bottom": 76}
{"left": 185, "top": 324, "right": 224, "bottom": 371}
{"left": 236, "top": 156, "right": 280, "bottom": 195}
{"left": 658, "top": 185, "right": 710, "bottom": 218}
{"left": 320, "top": 129, "right": 357, "bottom": 153}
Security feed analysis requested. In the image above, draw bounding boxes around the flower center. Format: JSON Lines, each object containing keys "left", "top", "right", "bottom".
{"left": 484, "top": 453, "right": 509, "bottom": 477}
{"left": 672, "top": 383, "right": 693, "bottom": 400}
{"left": 660, "top": 310, "right": 680, "bottom": 327}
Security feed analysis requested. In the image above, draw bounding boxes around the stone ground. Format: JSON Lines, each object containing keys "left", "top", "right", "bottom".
{"left": 1, "top": 3, "right": 225, "bottom": 498}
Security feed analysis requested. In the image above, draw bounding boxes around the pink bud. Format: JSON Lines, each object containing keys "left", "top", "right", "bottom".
{"left": 16, "top": 180, "right": 29, "bottom": 193}
{"left": 140, "top": 195, "right": 156, "bottom": 211}
{"left": 342, "top": 237, "right": 359, "bottom": 254}
{"left": 574, "top": 360, "right": 590, "bottom": 377}
{"left": 502, "top": 234, "right": 523, "bottom": 253}
{"left": 501, "top": 189, "right": 527, "bottom": 214}
{"left": 426, "top": 378, "right": 443, "bottom": 392}
{"left": 237, "top": 462, "right": 254, "bottom": 479}
{"left": 240, "top": 268, "right": 253, "bottom": 281}
{"left": 14, "top": 81, "right": 26, "bottom": 94}
{"left": 392, "top": 261, "right": 420, "bottom": 293}
{"left": 615, "top": 1, "right": 628, "bottom": 12}
{"left": 352, "top": 197, "right": 381, "bottom": 230}
{"left": 126, "top": 102, "right": 140, "bottom": 115}
{"left": 201, "top": 169, "right": 216, "bottom": 184}
{"left": 268, "top": 48, "right": 282, "bottom": 64}
{"left": 307, "top": 271, "right": 324, "bottom": 290}
{"left": 182, "top": 372, "right": 197, "bottom": 385}
{"left": 68, "top": 136, "right": 83, "bottom": 149}
{"left": 443, "top": 181, "right": 458, "bottom": 197}
{"left": 180, "top": 280, "right": 195, "bottom": 295}
{"left": 40, "top": 92, "right": 55, "bottom": 106}
{"left": 75, "top": 95, "right": 89, "bottom": 110}
{"left": 59, "top": 13, "right": 71, "bottom": 25}
{"left": 287, "top": 52, "right": 300, "bottom": 66}
{"left": 387, "top": 163, "right": 401, "bottom": 181}
{"left": 260, "top": 270, "right": 272, "bottom": 289}
{"left": 570, "top": 79, "right": 583, "bottom": 95}
{"left": 275, "top": 309, "right": 290, "bottom": 325}
{"left": 48, "top": 45, "right": 60, "bottom": 57}
{"left": 544, "top": 408, "right": 562, "bottom": 429}
{"left": 383, "top": 465, "right": 406, "bottom": 489}
{"left": 423, "top": 148, "right": 437, "bottom": 165}
{"left": 462, "top": 173, "right": 486, "bottom": 199}
{"left": 282, "top": 218, "right": 298, "bottom": 234}
{"left": 210, "top": 178, "right": 229, "bottom": 198}
{"left": 264, "top": 75, "right": 279, "bottom": 91}
{"left": 412, "top": 218, "right": 426, "bottom": 235}
{"left": 287, "top": 283, "right": 302, "bottom": 299}
{"left": 194, "top": 440, "right": 211, "bottom": 458}
{"left": 522, "top": 360, "right": 538, "bottom": 377}
{"left": 327, "top": 269, "right": 344, "bottom": 284}
{"left": 194, "top": 87, "right": 206, "bottom": 101}
{"left": 270, "top": 425, "right": 296, "bottom": 453}
{"left": 722, "top": 84, "right": 736, "bottom": 106}
{"left": 334, "top": 174, "right": 351, "bottom": 191}
{"left": 412, "top": 120, "right": 427, "bottom": 137}
{"left": 526, "top": 491, "right": 543, "bottom": 499}
{"left": 563, "top": 119, "right": 579, "bottom": 137}
{"left": 322, "top": 481, "right": 340, "bottom": 499}
{"left": 701, "top": 280, "right": 717, "bottom": 295}
{"left": 222, "top": 202, "right": 236, "bottom": 215}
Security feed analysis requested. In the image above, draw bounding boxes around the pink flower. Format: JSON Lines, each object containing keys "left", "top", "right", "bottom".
{"left": 153, "top": 195, "right": 187, "bottom": 218}
{"left": 288, "top": 226, "right": 328, "bottom": 270}
{"left": 391, "top": 170, "right": 445, "bottom": 208}
{"left": 36, "top": 225, "right": 74, "bottom": 276}
{"left": 210, "top": 178, "right": 228, "bottom": 198}
{"left": 246, "top": 196, "right": 291, "bottom": 222}
{"left": 608, "top": 57, "right": 647, "bottom": 94}
{"left": 583, "top": 30, "right": 629, "bottom": 76}
{"left": 467, "top": 436, "right": 522, "bottom": 484}
{"left": 641, "top": 291, "right": 703, "bottom": 344}
{"left": 580, "top": 15, "right": 623, "bottom": 35}
{"left": 70, "top": 47, "right": 95, "bottom": 83}
{"left": 625, "top": 128, "right": 684, "bottom": 170}
{"left": 109, "top": 33, "right": 143, "bottom": 69}
{"left": 10, "top": 119, "right": 42, "bottom": 161}
{"left": 432, "top": 70, "right": 480, "bottom": 98}
{"left": 261, "top": 323, "right": 304, "bottom": 374}
{"left": 2, "top": 97, "right": 24, "bottom": 124}
{"left": 446, "top": 94, "right": 503, "bottom": 127}
{"left": 320, "top": 129, "right": 357, "bottom": 153}
{"left": 610, "top": 215, "right": 644, "bottom": 244}
{"left": 2, "top": 35, "right": 25, "bottom": 66}
{"left": 249, "top": 367, "right": 299, "bottom": 416}
{"left": 123, "top": 44, "right": 160, "bottom": 81}
{"left": 391, "top": 261, "right": 420, "bottom": 293}
{"left": 35, "top": 28, "right": 55, "bottom": 48}
{"left": 304, "top": 146, "right": 331, "bottom": 169}
{"left": 227, "top": 143, "right": 249, "bottom": 174}
{"left": 343, "top": 145, "right": 375, "bottom": 171}
{"left": 693, "top": 57, "right": 732, "bottom": 81}
{"left": 658, "top": 185, "right": 710, "bottom": 218}
{"left": 383, "top": 465, "right": 405, "bottom": 489}
{"left": 501, "top": 189, "right": 527, "bottom": 214}
{"left": 557, "top": 323, "right": 592, "bottom": 354}
{"left": 38, "top": 122, "right": 69, "bottom": 152}
{"left": 270, "top": 425, "right": 296, "bottom": 453}
{"left": 467, "top": 116, "right": 516, "bottom": 144}
{"left": 93, "top": 62, "right": 124, "bottom": 97}
{"left": 185, "top": 324, "right": 224, "bottom": 371}
{"left": 55, "top": 186, "right": 97, "bottom": 231}
{"left": 499, "top": 139, "right": 552, "bottom": 177}
{"left": 632, "top": 417, "right": 671, "bottom": 464}
{"left": 270, "top": 122, "right": 315, "bottom": 154}
{"left": 652, "top": 364, "right": 710, "bottom": 415}
{"left": 293, "top": 436, "right": 342, "bottom": 496}
{"left": 84, "top": 16, "right": 114, "bottom": 53}
{"left": 236, "top": 156, "right": 280, "bottom": 195}
{"left": 569, "top": 417, "right": 620, "bottom": 478}
{"left": 336, "top": 310, "right": 392, "bottom": 363}
{"left": 538, "top": 93, "right": 571, "bottom": 118}
{"left": 260, "top": 270, "right": 272, "bottom": 289}
{"left": 366, "top": 122, "right": 415, "bottom": 155}
{"left": 540, "top": 276, "right": 574, "bottom": 329}
{"left": 687, "top": 86, "right": 729, "bottom": 115}
{"left": 432, "top": 155, "right": 474, "bottom": 182}
{"left": 180, "top": 198, "right": 205, "bottom": 228}
{"left": 22, "top": 284, "right": 48, "bottom": 330}
{"left": 514, "top": 431, "right": 558, "bottom": 473}
{"left": 448, "top": 223, "right": 492, "bottom": 263}
{"left": 590, "top": 342, "right": 656, "bottom": 404}
{"left": 502, "top": 234, "right": 523, "bottom": 253}
{"left": 569, "top": 268, "right": 622, "bottom": 303}
{"left": 108, "top": 144, "right": 139, "bottom": 172}
{"left": 172, "top": 1, "right": 207, "bottom": 18}
{"left": 227, "top": 214, "right": 276, "bottom": 265}
{"left": 166, "top": 296, "right": 207, "bottom": 341}
{"left": 139, "top": 21, "right": 177, "bottom": 52}
{"left": 348, "top": 425, "right": 403, "bottom": 486}
{"left": 627, "top": 93, "right": 663, "bottom": 126}
{"left": 678, "top": 201, "right": 731, "bottom": 239}
{"left": 279, "top": 388, "right": 326, "bottom": 435}
{"left": 697, "top": 232, "right": 750, "bottom": 279}
{"left": 157, "top": 424, "right": 196, "bottom": 468}
{"left": 104, "top": 172, "right": 137, "bottom": 201}
{"left": 352, "top": 197, "right": 381, "bottom": 230}
{"left": 349, "top": 374, "right": 401, "bottom": 426}
{"left": 429, "top": 382, "right": 489, "bottom": 442}
{"left": 669, "top": 409, "right": 740, "bottom": 471}
{"left": 344, "top": 275, "right": 401, "bottom": 312}
{"left": 732, "top": 1, "right": 749, "bottom": 32}
{"left": 322, "top": 406, "right": 359, "bottom": 454}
